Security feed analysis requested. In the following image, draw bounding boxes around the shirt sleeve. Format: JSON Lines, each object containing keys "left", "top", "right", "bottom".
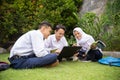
{"left": 63, "top": 36, "right": 68, "bottom": 46}
{"left": 30, "top": 32, "right": 49, "bottom": 57}
{"left": 44, "top": 36, "right": 53, "bottom": 53}
{"left": 84, "top": 36, "right": 95, "bottom": 53}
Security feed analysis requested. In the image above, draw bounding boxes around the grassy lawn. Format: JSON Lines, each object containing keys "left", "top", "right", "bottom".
{"left": 0, "top": 53, "right": 120, "bottom": 80}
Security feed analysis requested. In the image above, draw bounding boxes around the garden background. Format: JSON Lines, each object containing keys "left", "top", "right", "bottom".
{"left": 0, "top": 0, "right": 120, "bottom": 80}
{"left": 0, "top": 0, "right": 120, "bottom": 51}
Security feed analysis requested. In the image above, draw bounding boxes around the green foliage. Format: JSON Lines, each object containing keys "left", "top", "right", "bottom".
{"left": 106, "top": 0, "right": 120, "bottom": 25}
{"left": 0, "top": 0, "right": 83, "bottom": 47}
{"left": 73, "top": 12, "right": 119, "bottom": 51}
{"left": 110, "top": 25, "right": 120, "bottom": 51}
{"left": 67, "top": 35, "right": 76, "bottom": 46}
{"left": 73, "top": 0, "right": 120, "bottom": 51}
{"left": 75, "top": 12, "right": 99, "bottom": 37}
{"left": 74, "top": 12, "right": 107, "bottom": 39}
{"left": 104, "top": 0, "right": 120, "bottom": 51}
{"left": 1, "top": 0, "right": 120, "bottom": 51}
{"left": 0, "top": 0, "right": 38, "bottom": 44}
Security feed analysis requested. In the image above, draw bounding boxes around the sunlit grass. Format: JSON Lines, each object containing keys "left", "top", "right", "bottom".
{"left": 0, "top": 53, "right": 120, "bottom": 80}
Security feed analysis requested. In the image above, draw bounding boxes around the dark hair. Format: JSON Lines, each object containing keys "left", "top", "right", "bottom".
{"left": 38, "top": 21, "right": 52, "bottom": 29}
{"left": 55, "top": 24, "right": 66, "bottom": 31}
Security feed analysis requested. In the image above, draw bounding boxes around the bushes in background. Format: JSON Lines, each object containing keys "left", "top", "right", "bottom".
{"left": 73, "top": 0, "right": 120, "bottom": 51}
{"left": 0, "top": 0, "right": 82, "bottom": 48}
{"left": 0, "top": 0, "right": 120, "bottom": 51}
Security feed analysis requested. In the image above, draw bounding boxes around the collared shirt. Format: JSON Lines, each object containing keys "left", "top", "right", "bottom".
{"left": 44, "top": 34, "right": 68, "bottom": 52}
{"left": 10, "top": 30, "right": 49, "bottom": 58}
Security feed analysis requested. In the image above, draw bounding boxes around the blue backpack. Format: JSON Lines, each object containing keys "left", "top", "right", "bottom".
{"left": 98, "top": 56, "right": 120, "bottom": 67}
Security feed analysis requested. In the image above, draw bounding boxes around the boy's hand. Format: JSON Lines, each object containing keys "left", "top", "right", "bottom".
{"left": 72, "top": 43, "right": 77, "bottom": 46}
{"left": 55, "top": 49, "right": 61, "bottom": 54}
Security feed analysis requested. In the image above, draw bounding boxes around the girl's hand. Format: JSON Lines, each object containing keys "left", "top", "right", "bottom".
{"left": 73, "top": 52, "right": 79, "bottom": 57}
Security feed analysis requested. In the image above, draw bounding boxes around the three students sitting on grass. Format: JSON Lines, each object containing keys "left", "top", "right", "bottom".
{"left": 8, "top": 21, "right": 104, "bottom": 69}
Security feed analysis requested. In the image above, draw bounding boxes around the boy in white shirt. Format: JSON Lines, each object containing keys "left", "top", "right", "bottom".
{"left": 44, "top": 24, "right": 68, "bottom": 61}
{"left": 9, "top": 21, "right": 59, "bottom": 69}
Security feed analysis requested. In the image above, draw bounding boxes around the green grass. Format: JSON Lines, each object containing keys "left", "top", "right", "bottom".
{"left": 0, "top": 53, "right": 120, "bottom": 80}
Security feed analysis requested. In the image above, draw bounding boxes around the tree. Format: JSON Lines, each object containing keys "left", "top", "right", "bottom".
{"left": 0, "top": 0, "right": 83, "bottom": 48}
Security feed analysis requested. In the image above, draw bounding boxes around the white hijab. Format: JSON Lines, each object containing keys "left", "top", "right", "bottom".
{"left": 73, "top": 27, "right": 91, "bottom": 44}
{"left": 73, "top": 27, "right": 95, "bottom": 52}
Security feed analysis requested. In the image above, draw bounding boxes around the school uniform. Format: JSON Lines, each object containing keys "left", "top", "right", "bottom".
{"left": 44, "top": 34, "right": 68, "bottom": 51}
{"left": 44, "top": 34, "right": 68, "bottom": 61}
{"left": 9, "top": 30, "right": 57, "bottom": 69}
{"left": 86, "top": 48, "right": 103, "bottom": 61}
{"left": 73, "top": 27, "right": 95, "bottom": 60}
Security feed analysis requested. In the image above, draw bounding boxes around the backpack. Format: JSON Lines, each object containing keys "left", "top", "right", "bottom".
{"left": 0, "top": 61, "right": 10, "bottom": 71}
{"left": 98, "top": 56, "right": 120, "bottom": 67}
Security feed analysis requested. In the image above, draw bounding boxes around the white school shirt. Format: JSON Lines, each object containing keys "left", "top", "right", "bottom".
{"left": 44, "top": 34, "right": 68, "bottom": 52}
{"left": 10, "top": 30, "right": 49, "bottom": 58}
{"left": 77, "top": 35, "right": 95, "bottom": 53}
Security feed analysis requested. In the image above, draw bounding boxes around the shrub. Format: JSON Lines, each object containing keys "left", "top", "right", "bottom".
{"left": 73, "top": 0, "right": 120, "bottom": 51}
{"left": 0, "top": 0, "right": 83, "bottom": 48}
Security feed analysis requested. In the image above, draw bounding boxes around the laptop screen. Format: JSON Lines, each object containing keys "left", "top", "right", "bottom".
{"left": 58, "top": 46, "right": 81, "bottom": 58}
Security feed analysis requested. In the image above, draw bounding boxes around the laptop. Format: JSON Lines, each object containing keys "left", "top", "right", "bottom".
{"left": 58, "top": 46, "right": 81, "bottom": 58}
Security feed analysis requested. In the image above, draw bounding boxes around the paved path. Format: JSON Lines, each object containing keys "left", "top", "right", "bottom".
{"left": 103, "top": 51, "right": 120, "bottom": 57}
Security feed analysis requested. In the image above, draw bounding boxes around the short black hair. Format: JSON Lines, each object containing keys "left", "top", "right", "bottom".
{"left": 55, "top": 24, "right": 66, "bottom": 31}
{"left": 38, "top": 21, "right": 52, "bottom": 29}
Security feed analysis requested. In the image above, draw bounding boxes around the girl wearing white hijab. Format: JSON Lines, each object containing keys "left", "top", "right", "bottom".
{"left": 73, "top": 27, "right": 95, "bottom": 60}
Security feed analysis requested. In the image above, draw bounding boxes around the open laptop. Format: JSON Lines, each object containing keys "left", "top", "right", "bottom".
{"left": 58, "top": 46, "right": 82, "bottom": 58}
